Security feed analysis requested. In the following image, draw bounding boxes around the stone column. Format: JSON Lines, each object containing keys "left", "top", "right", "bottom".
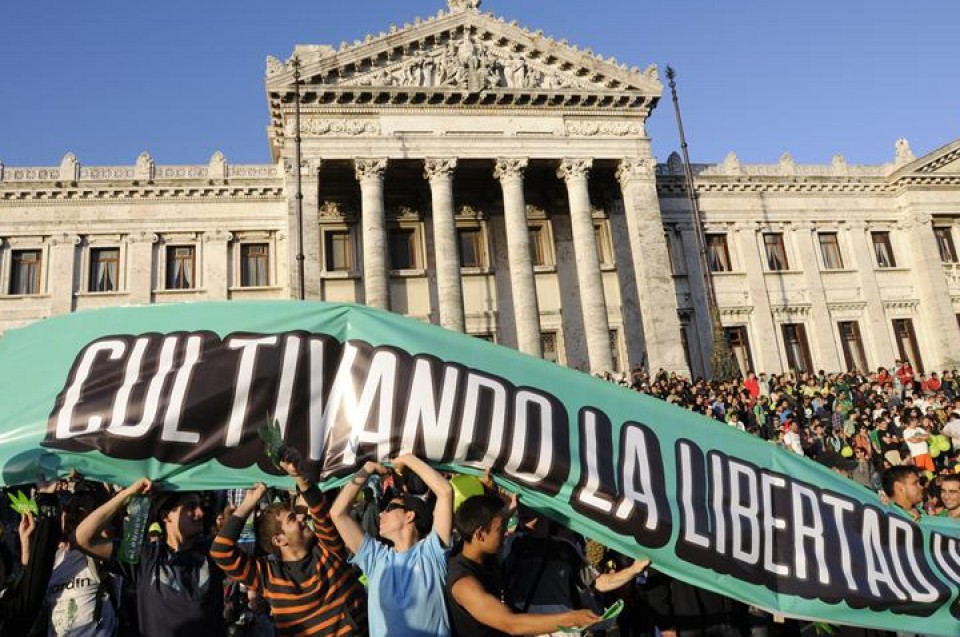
{"left": 678, "top": 223, "right": 712, "bottom": 376}
{"left": 203, "top": 230, "right": 232, "bottom": 300}
{"left": 125, "top": 232, "right": 157, "bottom": 305}
{"left": 616, "top": 158, "right": 688, "bottom": 375}
{"left": 843, "top": 221, "right": 896, "bottom": 366}
{"left": 901, "top": 212, "right": 960, "bottom": 369}
{"left": 424, "top": 158, "right": 464, "bottom": 332}
{"left": 48, "top": 233, "right": 79, "bottom": 316}
{"left": 494, "top": 158, "right": 542, "bottom": 357}
{"left": 300, "top": 159, "right": 323, "bottom": 299}
{"left": 558, "top": 158, "right": 612, "bottom": 373}
{"left": 792, "top": 223, "right": 842, "bottom": 371}
{"left": 354, "top": 158, "right": 389, "bottom": 310}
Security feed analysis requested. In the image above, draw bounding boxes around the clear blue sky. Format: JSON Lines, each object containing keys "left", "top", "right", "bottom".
{"left": 2, "top": 1, "right": 957, "bottom": 167}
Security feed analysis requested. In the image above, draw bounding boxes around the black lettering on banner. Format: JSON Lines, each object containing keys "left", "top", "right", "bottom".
{"left": 43, "top": 331, "right": 569, "bottom": 493}
{"left": 674, "top": 439, "right": 949, "bottom": 615}
{"left": 571, "top": 410, "right": 670, "bottom": 548}
{"left": 930, "top": 532, "right": 960, "bottom": 619}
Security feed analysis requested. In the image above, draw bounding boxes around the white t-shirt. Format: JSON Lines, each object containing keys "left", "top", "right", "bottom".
{"left": 902, "top": 426, "right": 929, "bottom": 457}
{"left": 783, "top": 431, "right": 804, "bottom": 455}
{"left": 45, "top": 547, "right": 119, "bottom": 637}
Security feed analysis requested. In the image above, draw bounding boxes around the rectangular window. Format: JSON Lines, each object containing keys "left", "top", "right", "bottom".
{"left": 935, "top": 227, "right": 958, "bottom": 263}
{"left": 838, "top": 321, "right": 868, "bottom": 372}
{"left": 871, "top": 231, "right": 896, "bottom": 268}
{"left": 541, "top": 331, "right": 559, "bottom": 364}
{"left": 781, "top": 323, "right": 814, "bottom": 373}
{"left": 389, "top": 228, "right": 419, "bottom": 270}
{"left": 89, "top": 247, "right": 120, "bottom": 292}
{"left": 818, "top": 233, "right": 844, "bottom": 270}
{"left": 529, "top": 225, "right": 550, "bottom": 267}
{"left": 724, "top": 326, "right": 754, "bottom": 377}
{"left": 324, "top": 230, "right": 354, "bottom": 272}
{"left": 240, "top": 244, "right": 269, "bottom": 287}
{"left": 706, "top": 234, "right": 731, "bottom": 272}
{"left": 763, "top": 233, "right": 789, "bottom": 271}
{"left": 165, "top": 246, "right": 195, "bottom": 290}
{"left": 9, "top": 249, "right": 41, "bottom": 295}
{"left": 457, "top": 228, "right": 484, "bottom": 269}
{"left": 594, "top": 222, "right": 613, "bottom": 266}
{"left": 609, "top": 329, "right": 620, "bottom": 372}
{"left": 892, "top": 318, "right": 924, "bottom": 374}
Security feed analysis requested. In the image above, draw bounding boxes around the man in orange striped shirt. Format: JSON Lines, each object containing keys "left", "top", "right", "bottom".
{"left": 211, "top": 452, "right": 367, "bottom": 637}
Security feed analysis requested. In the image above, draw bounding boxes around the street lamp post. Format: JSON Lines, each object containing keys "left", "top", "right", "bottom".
{"left": 292, "top": 56, "right": 306, "bottom": 301}
{"left": 666, "top": 66, "right": 741, "bottom": 381}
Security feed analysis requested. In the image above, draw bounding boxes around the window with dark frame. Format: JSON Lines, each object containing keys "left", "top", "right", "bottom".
{"left": 388, "top": 227, "right": 419, "bottom": 270}
{"left": 763, "top": 233, "right": 789, "bottom": 271}
{"left": 934, "top": 227, "right": 958, "bottom": 263}
{"left": 165, "top": 246, "right": 195, "bottom": 290}
{"left": 818, "top": 233, "right": 844, "bottom": 270}
{"left": 89, "top": 247, "right": 120, "bottom": 292}
{"left": 706, "top": 234, "right": 731, "bottom": 272}
{"left": 529, "top": 224, "right": 550, "bottom": 267}
{"left": 324, "top": 230, "right": 354, "bottom": 272}
{"left": 594, "top": 222, "right": 613, "bottom": 266}
{"left": 892, "top": 318, "right": 924, "bottom": 374}
{"left": 608, "top": 329, "right": 620, "bottom": 372}
{"left": 541, "top": 331, "right": 558, "bottom": 364}
{"left": 837, "top": 321, "right": 868, "bottom": 372}
{"left": 9, "top": 249, "right": 41, "bottom": 295}
{"left": 240, "top": 243, "right": 269, "bottom": 287}
{"left": 723, "top": 326, "right": 753, "bottom": 377}
{"left": 871, "top": 231, "right": 896, "bottom": 268}
{"left": 457, "top": 227, "right": 484, "bottom": 269}
{"left": 781, "top": 323, "right": 814, "bottom": 373}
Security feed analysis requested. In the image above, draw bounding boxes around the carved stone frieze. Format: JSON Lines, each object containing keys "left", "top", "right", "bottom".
{"left": 59, "top": 153, "right": 79, "bottom": 182}
{"left": 354, "top": 158, "right": 388, "bottom": 181}
{"left": 318, "top": 200, "right": 355, "bottom": 220}
{"left": 423, "top": 158, "right": 458, "bottom": 181}
{"left": 448, "top": 0, "right": 481, "bottom": 11}
{"left": 456, "top": 204, "right": 485, "bottom": 219}
{"left": 525, "top": 204, "right": 547, "bottom": 219}
{"left": 565, "top": 121, "right": 644, "bottom": 137}
{"left": 289, "top": 119, "right": 380, "bottom": 137}
{"left": 208, "top": 151, "right": 227, "bottom": 180}
{"left": 493, "top": 158, "right": 528, "bottom": 182}
{"left": 134, "top": 152, "right": 155, "bottom": 181}
{"left": 557, "top": 158, "right": 593, "bottom": 182}
{"left": 266, "top": 55, "right": 285, "bottom": 77}
{"left": 125, "top": 232, "right": 159, "bottom": 245}
{"left": 390, "top": 205, "right": 420, "bottom": 220}
{"left": 771, "top": 304, "right": 812, "bottom": 319}
{"left": 49, "top": 233, "right": 81, "bottom": 247}
{"left": 203, "top": 230, "right": 234, "bottom": 243}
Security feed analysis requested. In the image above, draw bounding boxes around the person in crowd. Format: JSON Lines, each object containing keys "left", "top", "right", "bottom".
{"left": 0, "top": 482, "right": 61, "bottom": 635}
{"left": 647, "top": 571, "right": 747, "bottom": 637}
{"left": 330, "top": 454, "right": 454, "bottom": 637}
{"left": 75, "top": 479, "right": 227, "bottom": 637}
{"left": 882, "top": 465, "right": 925, "bottom": 522}
{"left": 937, "top": 474, "right": 960, "bottom": 521}
{"left": 210, "top": 449, "right": 366, "bottom": 637}
{"left": 901, "top": 415, "right": 934, "bottom": 472}
{"left": 446, "top": 494, "right": 599, "bottom": 637}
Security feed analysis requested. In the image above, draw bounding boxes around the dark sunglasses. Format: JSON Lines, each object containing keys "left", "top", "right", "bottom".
{"left": 382, "top": 502, "right": 408, "bottom": 513}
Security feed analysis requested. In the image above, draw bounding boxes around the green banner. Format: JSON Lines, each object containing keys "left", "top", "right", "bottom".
{"left": 2, "top": 301, "right": 960, "bottom": 634}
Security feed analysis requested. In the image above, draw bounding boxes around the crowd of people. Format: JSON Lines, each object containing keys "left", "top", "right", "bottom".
{"left": 1, "top": 358, "right": 957, "bottom": 637}
{"left": 602, "top": 360, "right": 960, "bottom": 516}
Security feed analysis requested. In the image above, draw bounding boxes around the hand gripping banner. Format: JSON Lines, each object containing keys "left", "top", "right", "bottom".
{"left": 2, "top": 301, "right": 960, "bottom": 634}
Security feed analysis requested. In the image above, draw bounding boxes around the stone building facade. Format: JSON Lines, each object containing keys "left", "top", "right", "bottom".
{"left": 1, "top": 0, "right": 959, "bottom": 378}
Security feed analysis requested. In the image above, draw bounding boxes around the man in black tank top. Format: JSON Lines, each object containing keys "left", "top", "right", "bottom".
{"left": 445, "top": 494, "right": 598, "bottom": 637}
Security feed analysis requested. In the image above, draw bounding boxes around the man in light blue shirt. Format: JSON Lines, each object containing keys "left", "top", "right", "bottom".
{"left": 332, "top": 454, "right": 454, "bottom": 637}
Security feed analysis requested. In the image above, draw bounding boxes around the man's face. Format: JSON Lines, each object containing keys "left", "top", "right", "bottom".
{"left": 275, "top": 505, "right": 313, "bottom": 550}
{"left": 477, "top": 514, "right": 506, "bottom": 554}
{"left": 378, "top": 498, "right": 413, "bottom": 538}
{"left": 166, "top": 496, "right": 205, "bottom": 540}
{"left": 898, "top": 473, "right": 924, "bottom": 507}
{"left": 941, "top": 480, "right": 960, "bottom": 512}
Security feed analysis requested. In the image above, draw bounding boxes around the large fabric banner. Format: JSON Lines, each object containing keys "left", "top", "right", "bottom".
{"left": 2, "top": 301, "right": 960, "bottom": 634}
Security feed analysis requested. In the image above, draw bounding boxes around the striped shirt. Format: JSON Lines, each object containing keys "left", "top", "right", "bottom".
{"left": 211, "top": 486, "right": 367, "bottom": 637}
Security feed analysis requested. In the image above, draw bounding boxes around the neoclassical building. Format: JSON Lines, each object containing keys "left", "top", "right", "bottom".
{"left": 2, "top": 0, "right": 959, "bottom": 378}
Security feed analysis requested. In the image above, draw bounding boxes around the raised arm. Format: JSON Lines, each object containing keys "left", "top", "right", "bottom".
{"left": 331, "top": 461, "right": 387, "bottom": 554}
{"left": 451, "top": 575, "right": 598, "bottom": 636}
{"left": 75, "top": 478, "right": 150, "bottom": 560}
{"left": 210, "top": 484, "right": 264, "bottom": 589}
{"left": 394, "top": 454, "right": 454, "bottom": 545}
{"left": 594, "top": 558, "right": 651, "bottom": 592}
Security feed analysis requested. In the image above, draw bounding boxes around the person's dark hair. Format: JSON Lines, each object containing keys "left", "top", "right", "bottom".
{"left": 454, "top": 494, "right": 505, "bottom": 540}
{"left": 882, "top": 465, "right": 920, "bottom": 497}
{"left": 151, "top": 491, "right": 203, "bottom": 524}
{"left": 63, "top": 490, "right": 109, "bottom": 540}
{"left": 255, "top": 501, "right": 291, "bottom": 555}
{"left": 941, "top": 474, "right": 960, "bottom": 488}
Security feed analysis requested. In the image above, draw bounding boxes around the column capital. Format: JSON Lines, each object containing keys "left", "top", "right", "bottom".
{"left": 494, "top": 157, "right": 528, "bottom": 182}
{"left": 616, "top": 157, "right": 656, "bottom": 187}
{"left": 354, "top": 158, "right": 388, "bottom": 182}
{"left": 557, "top": 157, "right": 593, "bottom": 182}
{"left": 423, "top": 158, "right": 458, "bottom": 182}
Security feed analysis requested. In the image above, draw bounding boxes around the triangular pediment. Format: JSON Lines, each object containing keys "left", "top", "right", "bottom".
{"left": 265, "top": 6, "right": 661, "bottom": 97}
{"left": 889, "top": 138, "right": 960, "bottom": 180}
